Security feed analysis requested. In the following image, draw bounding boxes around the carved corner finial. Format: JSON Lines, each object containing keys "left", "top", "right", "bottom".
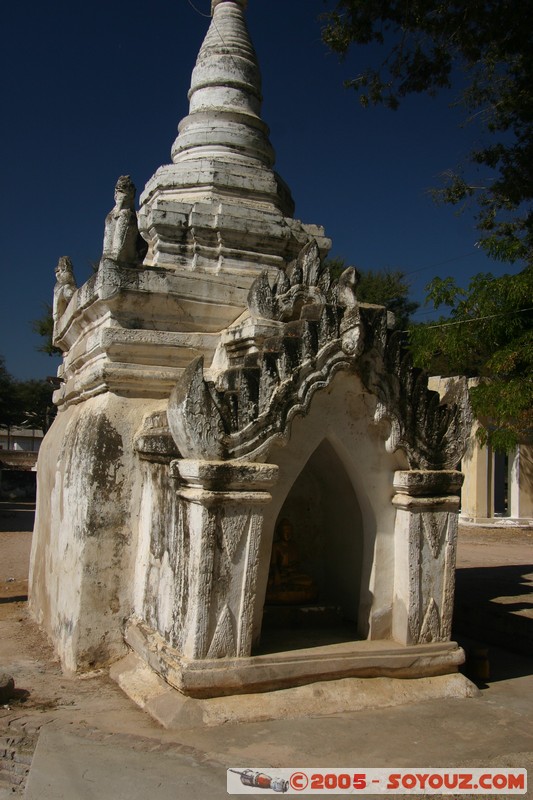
{"left": 53, "top": 256, "right": 77, "bottom": 323}
{"left": 54, "top": 255, "right": 76, "bottom": 285}
{"left": 115, "top": 174, "right": 136, "bottom": 200}
{"left": 336, "top": 267, "right": 360, "bottom": 309}
{"left": 167, "top": 357, "right": 227, "bottom": 460}
{"left": 101, "top": 175, "right": 148, "bottom": 268}
{"left": 247, "top": 239, "right": 335, "bottom": 324}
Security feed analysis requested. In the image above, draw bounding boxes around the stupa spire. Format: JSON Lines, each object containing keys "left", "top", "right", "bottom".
{"left": 171, "top": 0, "right": 272, "bottom": 167}
{"left": 211, "top": 0, "right": 247, "bottom": 11}
{"left": 138, "top": 0, "right": 330, "bottom": 274}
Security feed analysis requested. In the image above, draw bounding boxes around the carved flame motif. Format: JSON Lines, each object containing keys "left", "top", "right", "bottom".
{"left": 372, "top": 332, "right": 473, "bottom": 469}
{"left": 206, "top": 604, "right": 236, "bottom": 659}
{"left": 421, "top": 512, "right": 449, "bottom": 559}
{"left": 205, "top": 511, "right": 252, "bottom": 658}
{"left": 220, "top": 509, "right": 251, "bottom": 562}
{"left": 247, "top": 240, "right": 340, "bottom": 323}
{"left": 167, "top": 357, "right": 228, "bottom": 460}
{"left": 167, "top": 240, "right": 472, "bottom": 468}
{"left": 419, "top": 598, "right": 442, "bottom": 643}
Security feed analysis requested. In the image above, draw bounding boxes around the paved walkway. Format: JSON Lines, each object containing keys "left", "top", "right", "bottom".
{"left": 0, "top": 511, "right": 532, "bottom": 798}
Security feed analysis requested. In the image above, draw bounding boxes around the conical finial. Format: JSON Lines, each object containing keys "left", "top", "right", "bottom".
{"left": 141, "top": 0, "right": 298, "bottom": 217}
{"left": 211, "top": 0, "right": 247, "bottom": 13}
{"left": 138, "top": 0, "right": 330, "bottom": 273}
{"left": 171, "top": 0, "right": 273, "bottom": 167}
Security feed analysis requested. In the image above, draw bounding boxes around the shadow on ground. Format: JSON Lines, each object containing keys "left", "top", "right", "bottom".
{"left": 454, "top": 563, "right": 533, "bottom": 681}
{"left": 0, "top": 502, "right": 35, "bottom": 532}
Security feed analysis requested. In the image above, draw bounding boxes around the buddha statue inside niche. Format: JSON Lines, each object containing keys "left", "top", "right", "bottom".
{"left": 266, "top": 518, "right": 318, "bottom": 605}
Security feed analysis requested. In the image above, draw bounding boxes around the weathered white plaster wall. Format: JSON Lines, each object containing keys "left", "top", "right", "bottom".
{"left": 459, "top": 423, "right": 493, "bottom": 520}
{"left": 133, "top": 459, "right": 180, "bottom": 638}
{"left": 29, "top": 395, "right": 164, "bottom": 671}
{"left": 430, "top": 376, "right": 532, "bottom": 524}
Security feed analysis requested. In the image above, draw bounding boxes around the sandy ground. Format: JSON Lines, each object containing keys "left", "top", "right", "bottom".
{"left": 457, "top": 524, "right": 533, "bottom": 567}
{"left": 0, "top": 502, "right": 34, "bottom": 600}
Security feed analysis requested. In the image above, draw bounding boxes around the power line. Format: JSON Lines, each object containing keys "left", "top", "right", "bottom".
{"left": 404, "top": 251, "right": 478, "bottom": 276}
{"left": 410, "top": 308, "right": 442, "bottom": 319}
{"left": 405, "top": 306, "right": 533, "bottom": 333}
{"left": 186, "top": 0, "right": 211, "bottom": 18}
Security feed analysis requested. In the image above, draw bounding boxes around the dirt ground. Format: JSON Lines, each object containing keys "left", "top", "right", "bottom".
{"left": 457, "top": 524, "right": 533, "bottom": 567}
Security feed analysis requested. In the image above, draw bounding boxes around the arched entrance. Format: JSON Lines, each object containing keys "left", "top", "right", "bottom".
{"left": 256, "top": 439, "right": 364, "bottom": 654}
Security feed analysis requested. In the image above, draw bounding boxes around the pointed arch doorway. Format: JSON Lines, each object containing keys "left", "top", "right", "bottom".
{"left": 256, "top": 439, "right": 365, "bottom": 654}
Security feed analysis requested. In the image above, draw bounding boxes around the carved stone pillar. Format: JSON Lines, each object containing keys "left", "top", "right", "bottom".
{"left": 392, "top": 470, "right": 463, "bottom": 646}
{"left": 170, "top": 459, "right": 278, "bottom": 660}
{"left": 460, "top": 422, "right": 494, "bottom": 521}
{"left": 509, "top": 444, "right": 533, "bottom": 520}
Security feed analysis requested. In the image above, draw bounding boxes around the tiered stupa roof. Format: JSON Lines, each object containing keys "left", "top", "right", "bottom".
{"left": 139, "top": 0, "right": 329, "bottom": 274}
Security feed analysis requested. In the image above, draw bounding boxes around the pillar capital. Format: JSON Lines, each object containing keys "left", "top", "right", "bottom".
{"left": 171, "top": 458, "right": 278, "bottom": 494}
{"left": 393, "top": 470, "right": 463, "bottom": 498}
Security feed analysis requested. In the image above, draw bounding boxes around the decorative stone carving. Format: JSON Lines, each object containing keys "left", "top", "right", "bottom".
{"left": 138, "top": 0, "right": 331, "bottom": 272}
{"left": 372, "top": 335, "right": 473, "bottom": 469}
{"left": 247, "top": 240, "right": 336, "bottom": 322}
{"left": 31, "top": 0, "right": 470, "bottom": 706}
{"left": 392, "top": 470, "right": 463, "bottom": 645}
{"left": 167, "top": 358, "right": 228, "bottom": 460}
{"left": 167, "top": 240, "right": 471, "bottom": 469}
{"left": 102, "top": 175, "right": 147, "bottom": 267}
{"left": 419, "top": 598, "right": 442, "bottom": 644}
{"left": 53, "top": 256, "right": 77, "bottom": 323}
{"left": 206, "top": 605, "right": 236, "bottom": 659}
{"left": 135, "top": 411, "right": 180, "bottom": 463}
{"left": 166, "top": 459, "right": 278, "bottom": 660}
{"left": 421, "top": 511, "right": 449, "bottom": 558}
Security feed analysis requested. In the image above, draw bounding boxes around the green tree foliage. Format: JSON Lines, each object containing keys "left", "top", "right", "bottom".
{"left": 326, "top": 257, "right": 419, "bottom": 329}
{"left": 0, "top": 356, "right": 56, "bottom": 443}
{"left": 15, "top": 379, "right": 56, "bottom": 434}
{"left": 0, "top": 358, "right": 23, "bottom": 442}
{"left": 409, "top": 267, "right": 533, "bottom": 450}
{"left": 31, "top": 303, "right": 62, "bottom": 357}
{"left": 321, "top": 0, "right": 533, "bottom": 265}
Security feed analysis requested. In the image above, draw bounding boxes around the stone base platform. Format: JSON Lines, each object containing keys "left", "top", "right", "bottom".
{"left": 110, "top": 651, "right": 478, "bottom": 728}
{"left": 124, "top": 619, "right": 467, "bottom": 699}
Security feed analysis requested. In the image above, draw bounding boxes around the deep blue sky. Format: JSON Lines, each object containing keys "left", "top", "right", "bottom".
{"left": 2, "top": 0, "right": 517, "bottom": 379}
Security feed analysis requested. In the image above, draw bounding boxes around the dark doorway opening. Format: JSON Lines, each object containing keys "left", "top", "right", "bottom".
{"left": 256, "top": 440, "right": 364, "bottom": 654}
